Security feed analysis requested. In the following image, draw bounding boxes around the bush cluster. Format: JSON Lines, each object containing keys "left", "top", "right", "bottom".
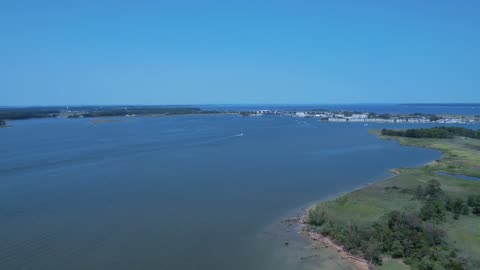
{"left": 468, "top": 195, "right": 480, "bottom": 216}
{"left": 309, "top": 180, "right": 478, "bottom": 269}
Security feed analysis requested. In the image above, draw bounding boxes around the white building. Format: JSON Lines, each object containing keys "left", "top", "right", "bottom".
{"left": 351, "top": 113, "right": 368, "bottom": 119}
{"left": 328, "top": 118, "right": 347, "bottom": 122}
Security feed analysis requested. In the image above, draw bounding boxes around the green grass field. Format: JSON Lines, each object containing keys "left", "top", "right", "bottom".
{"left": 309, "top": 132, "right": 480, "bottom": 269}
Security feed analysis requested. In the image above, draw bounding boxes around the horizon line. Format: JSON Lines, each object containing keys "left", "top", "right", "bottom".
{"left": 1, "top": 102, "right": 480, "bottom": 108}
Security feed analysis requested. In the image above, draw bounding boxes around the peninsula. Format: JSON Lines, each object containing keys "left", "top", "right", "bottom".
{"left": 306, "top": 127, "right": 480, "bottom": 269}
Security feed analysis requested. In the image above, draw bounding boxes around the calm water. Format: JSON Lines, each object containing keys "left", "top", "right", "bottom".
{"left": 437, "top": 172, "right": 480, "bottom": 181}
{"left": 0, "top": 115, "right": 444, "bottom": 270}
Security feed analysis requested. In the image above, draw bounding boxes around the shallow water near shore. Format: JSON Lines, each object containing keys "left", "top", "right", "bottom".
{"left": 436, "top": 172, "right": 480, "bottom": 181}
{"left": 0, "top": 115, "right": 454, "bottom": 270}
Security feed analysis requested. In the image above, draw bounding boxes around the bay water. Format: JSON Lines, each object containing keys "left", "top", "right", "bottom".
{"left": 0, "top": 115, "right": 446, "bottom": 269}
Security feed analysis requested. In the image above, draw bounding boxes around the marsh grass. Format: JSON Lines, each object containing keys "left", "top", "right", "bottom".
{"left": 309, "top": 133, "right": 480, "bottom": 269}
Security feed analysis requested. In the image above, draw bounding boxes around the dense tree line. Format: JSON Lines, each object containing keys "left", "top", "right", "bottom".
{"left": 410, "top": 112, "right": 443, "bottom": 121}
{"left": 382, "top": 127, "right": 480, "bottom": 139}
{"left": 309, "top": 180, "right": 479, "bottom": 269}
{"left": 0, "top": 109, "right": 60, "bottom": 120}
{"left": 367, "top": 112, "right": 441, "bottom": 121}
{"left": 0, "top": 107, "right": 219, "bottom": 120}
{"left": 76, "top": 107, "right": 215, "bottom": 118}
{"left": 239, "top": 111, "right": 255, "bottom": 116}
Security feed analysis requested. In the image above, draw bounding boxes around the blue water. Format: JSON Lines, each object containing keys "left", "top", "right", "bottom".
{"left": 0, "top": 115, "right": 446, "bottom": 270}
{"left": 437, "top": 172, "right": 480, "bottom": 181}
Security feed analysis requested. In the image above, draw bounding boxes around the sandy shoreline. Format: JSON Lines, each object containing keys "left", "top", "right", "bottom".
{"left": 288, "top": 169, "right": 419, "bottom": 270}
{"left": 283, "top": 207, "right": 371, "bottom": 270}
{"left": 277, "top": 175, "right": 395, "bottom": 270}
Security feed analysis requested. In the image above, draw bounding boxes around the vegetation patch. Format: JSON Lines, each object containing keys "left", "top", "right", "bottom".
{"left": 308, "top": 129, "right": 480, "bottom": 269}
{"left": 381, "top": 126, "right": 480, "bottom": 139}
{"left": 0, "top": 108, "right": 60, "bottom": 120}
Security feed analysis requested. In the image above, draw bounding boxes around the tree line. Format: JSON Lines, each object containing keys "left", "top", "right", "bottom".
{"left": 0, "top": 106, "right": 220, "bottom": 120}
{"left": 0, "top": 109, "right": 60, "bottom": 120}
{"left": 69, "top": 107, "right": 217, "bottom": 118}
{"left": 368, "top": 112, "right": 442, "bottom": 121}
{"left": 381, "top": 126, "right": 480, "bottom": 139}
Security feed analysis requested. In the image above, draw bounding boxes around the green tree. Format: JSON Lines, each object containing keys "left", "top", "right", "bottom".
{"left": 451, "top": 198, "right": 469, "bottom": 219}
{"left": 467, "top": 195, "right": 480, "bottom": 207}
{"left": 390, "top": 240, "right": 404, "bottom": 258}
{"left": 361, "top": 239, "right": 382, "bottom": 264}
{"left": 425, "top": 179, "right": 442, "bottom": 198}
{"left": 420, "top": 200, "right": 446, "bottom": 221}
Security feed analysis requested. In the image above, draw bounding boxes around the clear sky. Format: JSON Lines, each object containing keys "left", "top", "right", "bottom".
{"left": 1, "top": 1, "right": 479, "bottom": 106}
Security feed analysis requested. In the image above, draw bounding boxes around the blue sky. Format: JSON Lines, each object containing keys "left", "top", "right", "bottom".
{"left": 1, "top": 1, "right": 479, "bottom": 105}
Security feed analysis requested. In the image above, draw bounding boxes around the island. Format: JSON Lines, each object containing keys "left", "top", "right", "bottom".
{"left": 305, "top": 127, "right": 480, "bottom": 270}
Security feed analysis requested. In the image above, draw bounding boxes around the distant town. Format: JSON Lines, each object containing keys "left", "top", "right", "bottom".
{"left": 0, "top": 106, "right": 479, "bottom": 124}
{"left": 240, "top": 109, "right": 480, "bottom": 124}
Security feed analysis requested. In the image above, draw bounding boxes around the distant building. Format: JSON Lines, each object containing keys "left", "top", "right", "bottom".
{"left": 328, "top": 118, "right": 347, "bottom": 122}
{"left": 348, "top": 118, "right": 366, "bottom": 122}
{"left": 351, "top": 113, "right": 368, "bottom": 119}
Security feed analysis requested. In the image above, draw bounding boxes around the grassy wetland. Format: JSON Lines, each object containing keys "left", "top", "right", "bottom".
{"left": 307, "top": 128, "right": 480, "bottom": 270}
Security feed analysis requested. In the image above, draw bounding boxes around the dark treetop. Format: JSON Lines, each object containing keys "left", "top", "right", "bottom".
{"left": 381, "top": 126, "right": 480, "bottom": 139}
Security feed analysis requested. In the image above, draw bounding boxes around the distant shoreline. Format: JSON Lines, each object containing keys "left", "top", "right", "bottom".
{"left": 1, "top": 105, "right": 479, "bottom": 123}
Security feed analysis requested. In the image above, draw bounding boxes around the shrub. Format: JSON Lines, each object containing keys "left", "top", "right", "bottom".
{"left": 467, "top": 195, "right": 480, "bottom": 208}
{"left": 308, "top": 209, "right": 327, "bottom": 226}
